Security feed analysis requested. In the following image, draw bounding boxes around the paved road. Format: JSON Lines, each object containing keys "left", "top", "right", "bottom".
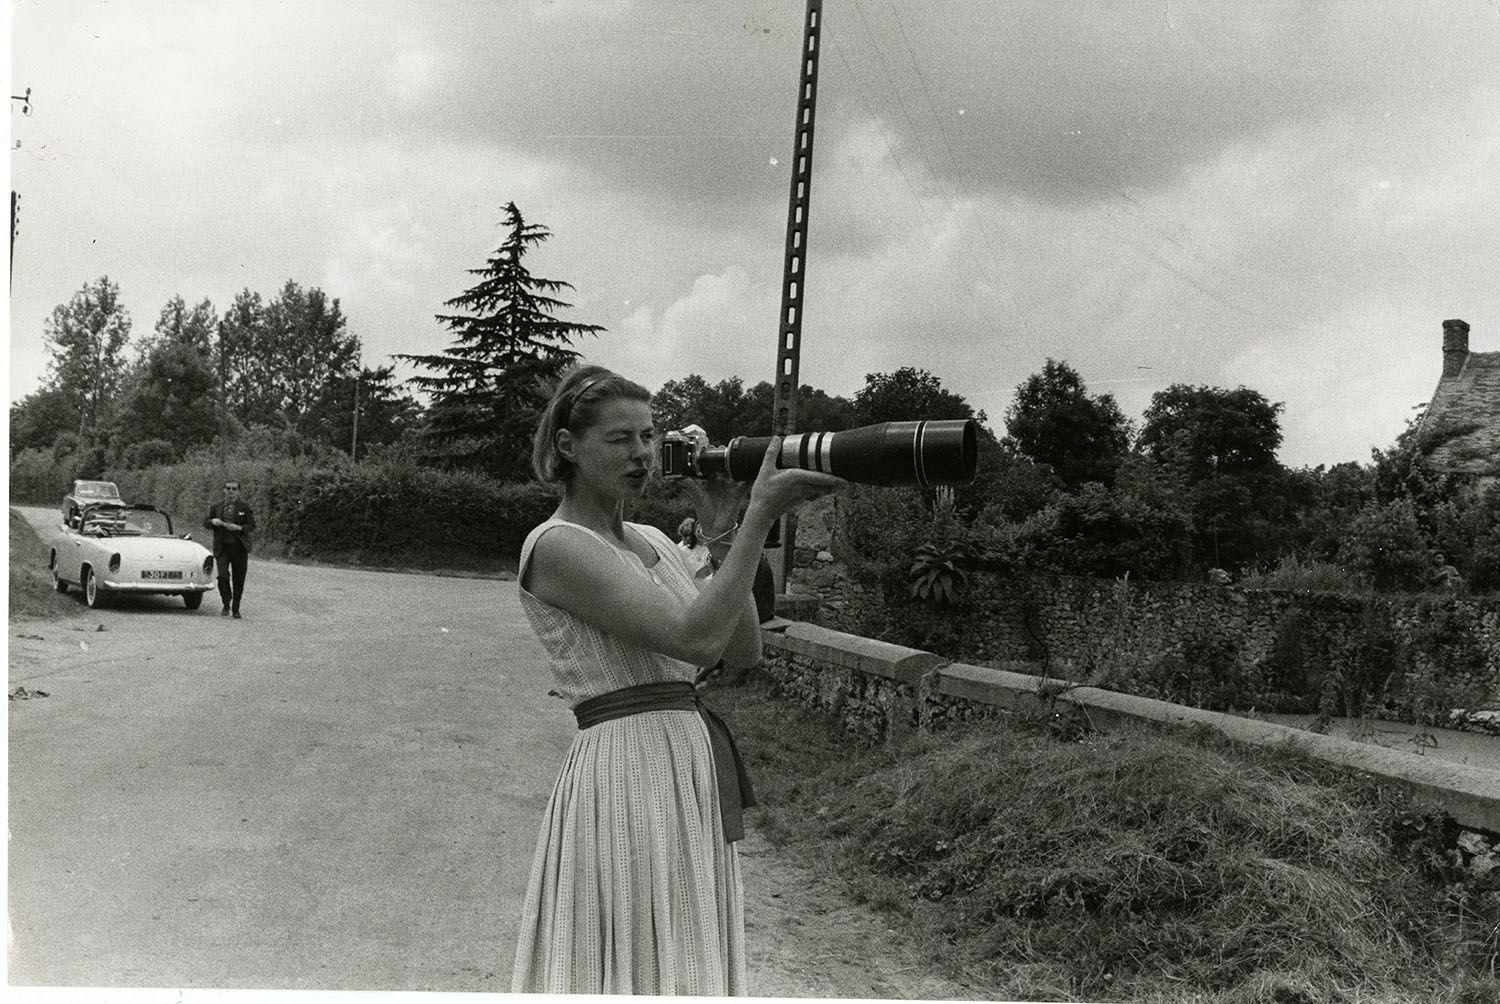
{"left": 8, "top": 506, "right": 575, "bottom": 991}
{"left": 8, "top": 506, "right": 970, "bottom": 998}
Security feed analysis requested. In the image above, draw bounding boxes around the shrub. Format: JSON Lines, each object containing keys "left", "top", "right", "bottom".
{"left": 1335, "top": 498, "right": 1433, "bottom": 591}
{"left": 8, "top": 448, "right": 83, "bottom": 502}
{"left": 1240, "top": 553, "right": 1365, "bottom": 593}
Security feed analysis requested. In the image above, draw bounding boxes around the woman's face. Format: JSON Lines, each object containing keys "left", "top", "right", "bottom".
{"left": 562, "top": 397, "right": 657, "bottom": 499}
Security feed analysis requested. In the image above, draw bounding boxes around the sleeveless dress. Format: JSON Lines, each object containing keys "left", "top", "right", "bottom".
{"left": 510, "top": 517, "right": 747, "bottom": 995}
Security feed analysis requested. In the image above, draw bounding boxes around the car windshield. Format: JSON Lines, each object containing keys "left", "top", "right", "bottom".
{"left": 84, "top": 507, "right": 173, "bottom": 537}
{"left": 75, "top": 481, "right": 121, "bottom": 500}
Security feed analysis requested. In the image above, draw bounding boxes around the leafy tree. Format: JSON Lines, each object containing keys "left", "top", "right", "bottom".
{"left": 41, "top": 276, "right": 133, "bottom": 447}
{"left": 112, "top": 340, "right": 220, "bottom": 459}
{"left": 651, "top": 376, "right": 855, "bottom": 444}
{"left": 1138, "top": 384, "right": 1283, "bottom": 479}
{"left": 1004, "top": 359, "right": 1130, "bottom": 488}
{"left": 652, "top": 375, "right": 759, "bottom": 443}
{"left": 854, "top": 367, "right": 981, "bottom": 426}
{"left": 9, "top": 385, "right": 76, "bottom": 456}
{"left": 308, "top": 365, "right": 425, "bottom": 461}
{"left": 112, "top": 297, "right": 222, "bottom": 459}
{"left": 398, "top": 202, "right": 603, "bottom": 479}
{"left": 140, "top": 295, "right": 217, "bottom": 356}
{"left": 1138, "top": 383, "right": 1287, "bottom": 570}
{"left": 218, "top": 289, "right": 268, "bottom": 425}
{"left": 217, "top": 282, "right": 359, "bottom": 448}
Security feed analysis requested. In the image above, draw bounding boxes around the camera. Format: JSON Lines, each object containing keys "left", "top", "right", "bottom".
{"left": 659, "top": 419, "right": 978, "bottom": 487}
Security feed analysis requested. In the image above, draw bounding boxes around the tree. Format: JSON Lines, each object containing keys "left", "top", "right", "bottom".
{"left": 652, "top": 375, "right": 758, "bottom": 443}
{"left": 140, "top": 295, "right": 216, "bottom": 356}
{"left": 112, "top": 340, "right": 220, "bottom": 459}
{"left": 216, "top": 282, "right": 361, "bottom": 452}
{"left": 1138, "top": 383, "right": 1287, "bottom": 570}
{"left": 1138, "top": 384, "right": 1283, "bottom": 480}
{"left": 9, "top": 385, "right": 77, "bottom": 456}
{"left": 1003, "top": 359, "right": 1130, "bottom": 488}
{"left": 854, "top": 367, "right": 981, "bottom": 426}
{"left": 219, "top": 288, "right": 269, "bottom": 426}
{"left": 398, "top": 202, "right": 603, "bottom": 479}
{"left": 650, "top": 376, "right": 853, "bottom": 444}
{"left": 112, "top": 297, "right": 222, "bottom": 460}
{"left": 42, "top": 276, "right": 132, "bottom": 447}
{"left": 307, "top": 365, "right": 424, "bottom": 461}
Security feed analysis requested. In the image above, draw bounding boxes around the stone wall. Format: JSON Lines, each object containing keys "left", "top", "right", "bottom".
{"left": 782, "top": 495, "right": 1500, "bottom": 723}
{"left": 756, "top": 621, "right": 1500, "bottom": 835}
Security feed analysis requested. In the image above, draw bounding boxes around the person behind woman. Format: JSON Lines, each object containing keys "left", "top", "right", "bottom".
{"left": 511, "top": 363, "right": 842, "bottom": 995}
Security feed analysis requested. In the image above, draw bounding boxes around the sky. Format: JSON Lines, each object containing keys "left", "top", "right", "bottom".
{"left": 8, "top": 0, "right": 1499, "bottom": 468}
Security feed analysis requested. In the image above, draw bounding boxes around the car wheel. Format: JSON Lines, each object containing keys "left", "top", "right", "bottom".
{"left": 83, "top": 567, "right": 109, "bottom": 609}
{"left": 52, "top": 554, "right": 68, "bottom": 593}
{"left": 183, "top": 591, "right": 204, "bottom": 610}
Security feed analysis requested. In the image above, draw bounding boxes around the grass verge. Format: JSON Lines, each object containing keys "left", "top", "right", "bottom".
{"left": 9, "top": 508, "right": 84, "bottom": 620}
{"left": 711, "top": 673, "right": 1500, "bottom": 1003}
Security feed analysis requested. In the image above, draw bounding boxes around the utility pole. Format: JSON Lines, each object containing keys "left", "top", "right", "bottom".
{"left": 218, "top": 324, "right": 228, "bottom": 472}
{"left": 11, "top": 88, "right": 33, "bottom": 278}
{"left": 770, "top": 0, "right": 823, "bottom": 593}
{"left": 350, "top": 370, "right": 361, "bottom": 462}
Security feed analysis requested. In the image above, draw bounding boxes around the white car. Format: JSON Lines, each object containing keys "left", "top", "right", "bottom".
{"left": 50, "top": 503, "right": 216, "bottom": 610}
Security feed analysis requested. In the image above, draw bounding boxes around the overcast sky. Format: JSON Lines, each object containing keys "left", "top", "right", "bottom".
{"left": 9, "top": 0, "right": 1499, "bottom": 467}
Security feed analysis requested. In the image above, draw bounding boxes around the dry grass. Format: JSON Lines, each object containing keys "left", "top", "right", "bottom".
{"left": 8, "top": 508, "right": 83, "bottom": 620}
{"left": 714, "top": 674, "right": 1500, "bottom": 1003}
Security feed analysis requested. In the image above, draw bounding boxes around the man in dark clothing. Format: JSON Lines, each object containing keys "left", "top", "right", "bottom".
{"left": 204, "top": 480, "right": 256, "bottom": 618}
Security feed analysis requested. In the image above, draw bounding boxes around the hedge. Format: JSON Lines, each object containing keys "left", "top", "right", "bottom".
{"left": 11, "top": 452, "right": 702, "bottom": 572}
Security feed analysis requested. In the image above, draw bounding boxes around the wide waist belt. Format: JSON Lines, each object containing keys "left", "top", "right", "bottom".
{"left": 573, "top": 680, "right": 756, "bottom": 843}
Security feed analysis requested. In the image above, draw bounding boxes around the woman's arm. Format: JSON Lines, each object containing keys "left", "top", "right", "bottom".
{"left": 526, "top": 439, "right": 839, "bottom": 667}
{"left": 719, "top": 591, "right": 762, "bottom": 670}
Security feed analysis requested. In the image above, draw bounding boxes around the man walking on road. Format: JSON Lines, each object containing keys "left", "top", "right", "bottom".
{"left": 205, "top": 479, "right": 256, "bottom": 619}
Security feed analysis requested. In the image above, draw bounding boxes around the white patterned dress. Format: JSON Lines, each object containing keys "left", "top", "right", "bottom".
{"left": 511, "top": 517, "right": 747, "bottom": 995}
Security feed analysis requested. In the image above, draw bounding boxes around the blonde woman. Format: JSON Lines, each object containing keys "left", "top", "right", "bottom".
{"left": 511, "top": 363, "right": 842, "bottom": 994}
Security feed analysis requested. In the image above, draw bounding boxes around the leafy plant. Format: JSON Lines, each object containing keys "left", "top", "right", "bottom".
{"left": 908, "top": 539, "right": 973, "bottom": 609}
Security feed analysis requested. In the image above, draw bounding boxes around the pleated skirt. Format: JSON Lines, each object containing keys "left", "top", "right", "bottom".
{"left": 511, "top": 708, "right": 747, "bottom": 995}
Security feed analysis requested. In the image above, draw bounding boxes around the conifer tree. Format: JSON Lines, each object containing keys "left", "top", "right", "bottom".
{"left": 398, "top": 202, "right": 602, "bottom": 479}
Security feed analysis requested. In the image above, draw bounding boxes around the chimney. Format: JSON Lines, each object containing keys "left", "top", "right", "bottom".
{"left": 1442, "top": 318, "right": 1470, "bottom": 379}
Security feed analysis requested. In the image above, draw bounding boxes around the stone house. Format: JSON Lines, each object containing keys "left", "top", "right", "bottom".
{"left": 1418, "top": 318, "right": 1500, "bottom": 492}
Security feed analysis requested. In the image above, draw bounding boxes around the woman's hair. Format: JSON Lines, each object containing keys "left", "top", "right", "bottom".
{"left": 531, "top": 363, "right": 653, "bottom": 488}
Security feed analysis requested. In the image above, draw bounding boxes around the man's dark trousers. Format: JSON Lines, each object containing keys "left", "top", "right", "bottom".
{"left": 216, "top": 543, "right": 249, "bottom": 614}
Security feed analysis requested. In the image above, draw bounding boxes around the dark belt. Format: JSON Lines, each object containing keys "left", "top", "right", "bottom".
{"left": 573, "top": 679, "right": 756, "bottom": 843}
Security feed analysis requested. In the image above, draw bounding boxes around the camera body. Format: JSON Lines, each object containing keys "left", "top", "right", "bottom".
{"left": 658, "top": 431, "right": 702, "bottom": 478}
{"left": 656, "top": 419, "right": 978, "bottom": 487}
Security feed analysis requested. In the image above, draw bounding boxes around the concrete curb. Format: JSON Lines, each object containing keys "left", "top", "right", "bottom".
{"left": 763, "top": 626, "right": 1500, "bottom": 833}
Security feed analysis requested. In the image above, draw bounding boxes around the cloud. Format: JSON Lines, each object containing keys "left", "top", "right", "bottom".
{"left": 590, "top": 267, "right": 779, "bottom": 392}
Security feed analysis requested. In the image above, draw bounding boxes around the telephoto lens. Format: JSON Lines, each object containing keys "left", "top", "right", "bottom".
{"left": 678, "top": 419, "right": 978, "bottom": 487}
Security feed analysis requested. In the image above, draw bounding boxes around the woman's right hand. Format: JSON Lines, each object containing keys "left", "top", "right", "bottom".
{"left": 747, "top": 435, "right": 845, "bottom": 522}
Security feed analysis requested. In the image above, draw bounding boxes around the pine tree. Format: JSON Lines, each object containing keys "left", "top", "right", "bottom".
{"left": 398, "top": 202, "right": 603, "bottom": 479}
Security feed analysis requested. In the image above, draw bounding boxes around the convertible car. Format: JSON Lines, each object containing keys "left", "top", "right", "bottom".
{"left": 50, "top": 503, "right": 215, "bottom": 609}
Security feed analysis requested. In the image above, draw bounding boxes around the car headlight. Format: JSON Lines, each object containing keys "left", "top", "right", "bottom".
{"left": 108, "top": 553, "right": 121, "bottom": 573}
{"left": 203, "top": 555, "right": 214, "bottom": 576}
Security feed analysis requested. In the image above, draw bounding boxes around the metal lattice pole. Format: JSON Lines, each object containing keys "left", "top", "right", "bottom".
{"left": 770, "top": 0, "right": 823, "bottom": 592}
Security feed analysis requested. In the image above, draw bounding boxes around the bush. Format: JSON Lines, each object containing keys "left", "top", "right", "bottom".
{"left": 1240, "top": 554, "right": 1365, "bottom": 593}
{"left": 8, "top": 448, "right": 82, "bottom": 502}
{"left": 1336, "top": 498, "right": 1433, "bottom": 591}
{"left": 92, "top": 455, "right": 560, "bottom": 570}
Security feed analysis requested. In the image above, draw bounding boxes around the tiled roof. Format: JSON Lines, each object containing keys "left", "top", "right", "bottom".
{"left": 1420, "top": 350, "right": 1500, "bottom": 475}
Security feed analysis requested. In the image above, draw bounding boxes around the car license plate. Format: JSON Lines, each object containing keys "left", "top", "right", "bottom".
{"left": 141, "top": 570, "right": 183, "bottom": 580}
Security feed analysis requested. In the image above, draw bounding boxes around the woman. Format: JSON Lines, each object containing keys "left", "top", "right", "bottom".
{"left": 511, "top": 364, "right": 842, "bottom": 995}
